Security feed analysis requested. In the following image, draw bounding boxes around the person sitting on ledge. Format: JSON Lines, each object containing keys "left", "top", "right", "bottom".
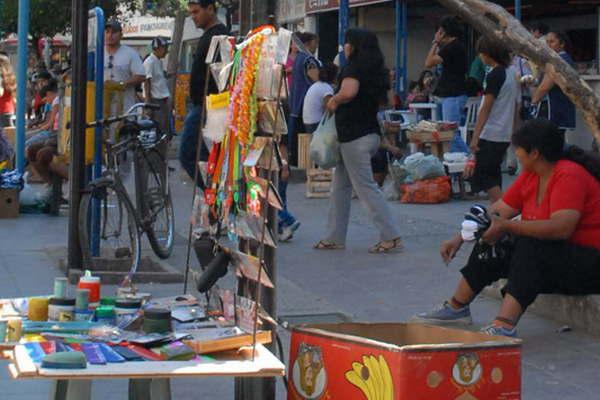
{"left": 412, "top": 119, "right": 600, "bottom": 337}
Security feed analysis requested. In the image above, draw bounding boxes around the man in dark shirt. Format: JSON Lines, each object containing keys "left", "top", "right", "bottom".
{"left": 425, "top": 16, "right": 469, "bottom": 153}
{"left": 179, "top": 0, "right": 229, "bottom": 187}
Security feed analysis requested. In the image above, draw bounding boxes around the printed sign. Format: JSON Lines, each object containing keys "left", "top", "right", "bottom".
{"left": 306, "top": 0, "right": 392, "bottom": 14}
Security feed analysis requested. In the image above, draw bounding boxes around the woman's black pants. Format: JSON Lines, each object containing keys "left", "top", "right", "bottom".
{"left": 461, "top": 237, "right": 600, "bottom": 310}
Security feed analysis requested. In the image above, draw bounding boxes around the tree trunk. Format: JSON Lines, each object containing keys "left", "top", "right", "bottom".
{"left": 437, "top": 0, "right": 600, "bottom": 142}
{"left": 166, "top": 9, "right": 186, "bottom": 103}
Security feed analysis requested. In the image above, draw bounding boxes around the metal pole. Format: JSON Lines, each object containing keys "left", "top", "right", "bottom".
{"left": 395, "top": 0, "right": 408, "bottom": 96}
{"left": 338, "top": 0, "right": 349, "bottom": 65}
{"left": 15, "top": 0, "right": 29, "bottom": 173}
{"left": 515, "top": 0, "right": 522, "bottom": 21}
{"left": 67, "top": 0, "right": 89, "bottom": 274}
{"left": 91, "top": 8, "right": 104, "bottom": 257}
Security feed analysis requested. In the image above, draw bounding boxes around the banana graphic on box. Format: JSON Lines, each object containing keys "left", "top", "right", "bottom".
{"left": 345, "top": 355, "right": 394, "bottom": 400}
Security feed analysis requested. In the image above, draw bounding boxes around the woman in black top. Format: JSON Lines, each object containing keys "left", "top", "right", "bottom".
{"left": 314, "top": 28, "right": 402, "bottom": 253}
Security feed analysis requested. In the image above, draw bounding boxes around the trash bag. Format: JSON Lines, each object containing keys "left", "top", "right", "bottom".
{"left": 389, "top": 159, "right": 410, "bottom": 186}
{"left": 404, "top": 153, "right": 445, "bottom": 181}
{"left": 309, "top": 113, "right": 340, "bottom": 169}
{"left": 400, "top": 176, "right": 451, "bottom": 204}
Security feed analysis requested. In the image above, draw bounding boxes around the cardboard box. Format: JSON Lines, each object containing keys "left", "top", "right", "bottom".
{"left": 0, "top": 189, "right": 19, "bottom": 219}
{"left": 287, "top": 323, "right": 521, "bottom": 400}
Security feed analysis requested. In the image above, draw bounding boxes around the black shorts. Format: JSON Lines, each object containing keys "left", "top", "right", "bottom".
{"left": 370, "top": 148, "right": 388, "bottom": 174}
{"left": 470, "top": 139, "right": 510, "bottom": 192}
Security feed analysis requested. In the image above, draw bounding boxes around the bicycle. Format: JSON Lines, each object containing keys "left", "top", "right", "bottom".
{"left": 79, "top": 103, "right": 175, "bottom": 284}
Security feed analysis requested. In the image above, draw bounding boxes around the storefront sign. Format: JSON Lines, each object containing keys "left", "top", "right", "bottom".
{"left": 306, "top": 0, "right": 391, "bottom": 14}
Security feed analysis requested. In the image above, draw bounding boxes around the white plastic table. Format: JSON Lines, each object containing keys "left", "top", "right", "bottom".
{"left": 408, "top": 102, "right": 439, "bottom": 121}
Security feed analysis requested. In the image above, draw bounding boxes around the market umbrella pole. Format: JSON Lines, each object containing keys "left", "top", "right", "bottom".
{"left": 67, "top": 0, "right": 89, "bottom": 274}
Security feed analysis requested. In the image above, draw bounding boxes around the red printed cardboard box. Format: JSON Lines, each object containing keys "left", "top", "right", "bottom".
{"left": 287, "top": 323, "right": 521, "bottom": 400}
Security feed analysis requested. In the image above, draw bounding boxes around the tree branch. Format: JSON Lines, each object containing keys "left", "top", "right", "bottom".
{"left": 437, "top": 0, "right": 600, "bottom": 142}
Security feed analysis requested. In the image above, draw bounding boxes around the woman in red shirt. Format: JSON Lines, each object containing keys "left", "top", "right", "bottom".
{"left": 0, "top": 55, "right": 16, "bottom": 127}
{"left": 413, "top": 119, "right": 600, "bottom": 337}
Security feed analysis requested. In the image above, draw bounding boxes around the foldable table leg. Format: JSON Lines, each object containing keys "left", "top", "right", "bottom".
{"left": 129, "top": 378, "right": 171, "bottom": 400}
{"left": 49, "top": 379, "right": 92, "bottom": 400}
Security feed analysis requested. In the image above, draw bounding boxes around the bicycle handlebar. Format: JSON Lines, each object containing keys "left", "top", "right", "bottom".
{"left": 86, "top": 103, "right": 160, "bottom": 128}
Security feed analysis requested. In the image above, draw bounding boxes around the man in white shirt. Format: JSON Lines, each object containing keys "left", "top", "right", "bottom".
{"left": 104, "top": 19, "right": 146, "bottom": 115}
{"left": 144, "top": 37, "right": 171, "bottom": 135}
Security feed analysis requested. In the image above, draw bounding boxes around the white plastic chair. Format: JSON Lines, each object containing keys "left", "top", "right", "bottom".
{"left": 460, "top": 96, "right": 481, "bottom": 144}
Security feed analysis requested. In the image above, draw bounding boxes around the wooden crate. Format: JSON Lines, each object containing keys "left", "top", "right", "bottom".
{"left": 306, "top": 167, "right": 333, "bottom": 199}
{"left": 407, "top": 129, "right": 455, "bottom": 143}
{"left": 0, "top": 189, "right": 19, "bottom": 219}
{"left": 297, "top": 133, "right": 311, "bottom": 170}
{"left": 3, "top": 127, "right": 15, "bottom": 147}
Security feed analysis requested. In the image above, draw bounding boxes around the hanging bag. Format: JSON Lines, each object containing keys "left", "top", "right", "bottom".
{"left": 309, "top": 112, "right": 340, "bottom": 169}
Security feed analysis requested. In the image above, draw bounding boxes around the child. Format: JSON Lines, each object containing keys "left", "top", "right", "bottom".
{"left": 466, "top": 36, "right": 519, "bottom": 203}
{"left": 302, "top": 62, "right": 337, "bottom": 133}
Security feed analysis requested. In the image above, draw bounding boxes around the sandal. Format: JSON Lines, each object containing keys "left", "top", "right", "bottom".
{"left": 369, "top": 238, "right": 404, "bottom": 254}
{"left": 314, "top": 240, "right": 345, "bottom": 250}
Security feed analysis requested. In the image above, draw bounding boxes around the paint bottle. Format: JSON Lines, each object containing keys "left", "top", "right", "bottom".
{"left": 53, "top": 277, "right": 68, "bottom": 298}
{"left": 75, "top": 289, "right": 90, "bottom": 310}
{"left": 95, "top": 306, "right": 116, "bottom": 325}
{"left": 77, "top": 271, "right": 101, "bottom": 307}
{"left": 48, "top": 298, "right": 76, "bottom": 322}
{"left": 6, "top": 318, "right": 22, "bottom": 342}
{"left": 143, "top": 308, "right": 172, "bottom": 334}
{"left": 114, "top": 299, "right": 142, "bottom": 325}
{"left": 0, "top": 320, "right": 7, "bottom": 342}
{"left": 28, "top": 297, "right": 49, "bottom": 321}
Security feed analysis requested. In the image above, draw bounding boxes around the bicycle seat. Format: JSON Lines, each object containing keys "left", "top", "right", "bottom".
{"left": 136, "top": 119, "right": 157, "bottom": 130}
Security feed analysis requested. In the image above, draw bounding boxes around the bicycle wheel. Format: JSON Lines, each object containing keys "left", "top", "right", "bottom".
{"left": 140, "top": 148, "right": 174, "bottom": 259}
{"left": 79, "top": 183, "right": 141, "bottom": 277}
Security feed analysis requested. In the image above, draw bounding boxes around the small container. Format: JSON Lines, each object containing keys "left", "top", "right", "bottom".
{"left": 28, "top": 297, "right": 49, "bottom": 321}
{"left": 74, "top": 309, "right": 94, "bottom": 322}
{"left": 0, "top": 320, "right": 7, "bottom": 342}
{"left": 143, "top": 308, "right": 172, "bottom": 334}
{"left": 6, "top": 318, "right": 22, "bottom": 342}
{"left": 48, "top": 298, "right": 76, "bottom": 322}
{"left": 115, "top": 299, "right": 142, "bottom": 325}
{"left": 75, "top": 289, "right": 90, "bottom": 310}
{"left": 53, "top": 277, "right": 68, "bottom": 298}
{"left": 95, "top": 306, "right": 116, "bottom": 325}
{"left": 100, "top": 297, "right": 117, "bottom": 307}
{"left": 77, "top": 271, "right": 101, "bottom": 304}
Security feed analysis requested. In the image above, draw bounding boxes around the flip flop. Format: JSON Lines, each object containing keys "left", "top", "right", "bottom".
{"left": 369, "top": 238, "right": 404, "bottom": 254}
{"left": 314, "top": 240, "right": 345, "bottom": 250}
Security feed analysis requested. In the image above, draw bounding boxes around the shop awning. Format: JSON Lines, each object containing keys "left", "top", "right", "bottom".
{"left": 306, "top": 0, "right": 393, "bottom": 14}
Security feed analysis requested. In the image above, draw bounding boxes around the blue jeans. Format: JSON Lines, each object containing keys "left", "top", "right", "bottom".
{"left": 179, "top": 105, "right": 207, "bottom": 188}
{"left": 440, "top": 95, "right": 469, "bottom": 153}
{"left": 278, "top": 179, "right": 296, "bottom": 230}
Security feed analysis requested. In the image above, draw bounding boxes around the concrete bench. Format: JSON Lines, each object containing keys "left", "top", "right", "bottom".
{"left": 483, "top": 283, "right": 600, "bottom": 336}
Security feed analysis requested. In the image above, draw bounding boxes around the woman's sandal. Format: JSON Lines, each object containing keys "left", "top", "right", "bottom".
{"left": 314, "top": 240, "right": 345, "bottom": 250}
{"left": 368, "top": 238, "right": 404, "bottom": 254}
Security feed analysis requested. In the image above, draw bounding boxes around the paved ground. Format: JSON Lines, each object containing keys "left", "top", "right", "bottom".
{"left": 1, "top": 164, "right": 599, "bottom": 399}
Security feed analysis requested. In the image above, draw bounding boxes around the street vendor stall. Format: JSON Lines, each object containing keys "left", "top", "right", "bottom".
{"left": 3, "top": 24, "right": 294, "bottom": 400}
{"left": 0, "top": 290, "right": 283, "bottom": 400}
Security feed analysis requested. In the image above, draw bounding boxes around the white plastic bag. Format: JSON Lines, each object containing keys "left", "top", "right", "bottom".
{"left": 309, "top": 113, "right": 339, "bottom": 169}
{"left": 383, "top": 178, "right": 400, "bottom": 201}
{"left": 203, "top": 92, "right": 229, "bottom": 143}
{"left": 19, "top": 172, "right": 51, "bottom": 206}
{"left": 404, "top": 153, "right": 445, "bottom": 181}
